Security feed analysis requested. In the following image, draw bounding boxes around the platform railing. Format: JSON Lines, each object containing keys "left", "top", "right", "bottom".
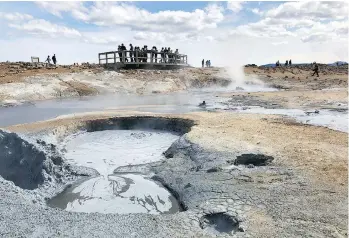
{"left": 99, "top": 50, "right": 188, "bottom": 65}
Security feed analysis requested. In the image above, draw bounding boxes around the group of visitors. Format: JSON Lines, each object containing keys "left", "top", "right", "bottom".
{"left": 276, "top": 59, "right": 292, "bottom": 67}
{"left": 202, "top": 59, "right": 211, "bottom": 68}
{"left": 275, "top": 59, "right": 320, "bottom": 77}
{"left": 117, "top": 43, "right": 181, "bottom": 64}
{"left": 45, "top": 54, "right": 57, "bottom": 66}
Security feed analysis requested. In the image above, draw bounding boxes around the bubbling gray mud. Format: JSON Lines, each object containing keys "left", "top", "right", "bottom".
{"left": 48, "top": 129, "right": 181, "bottom": 214}
{"left": 49, "top": 173, "right": 182, "bottom": 214}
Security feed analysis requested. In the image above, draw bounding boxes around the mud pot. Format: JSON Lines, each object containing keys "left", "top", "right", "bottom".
{"left": 48, "top": 129, "right": 181, "bottom": 214}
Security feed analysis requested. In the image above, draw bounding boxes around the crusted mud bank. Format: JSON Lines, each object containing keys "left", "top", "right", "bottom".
{"left": 0, "top": 129, "right": 97, "bottom": 195}
{"left": 1, "top": 113, "right": 348, "bottom": 237}
{"left": 0, "top": 67, "right": 232, "bottom": 107}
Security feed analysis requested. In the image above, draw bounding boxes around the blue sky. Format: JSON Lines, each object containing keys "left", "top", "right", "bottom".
{"left": 0, "top": 1, "right": 347, "bottom": 66}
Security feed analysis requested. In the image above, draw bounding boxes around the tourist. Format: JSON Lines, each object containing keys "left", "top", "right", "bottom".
{"left": 118, "top": 45, "right": 122, "bottom": 62}
{"left": 143, "top": 47, "right": 147, "bottom": 63}
{"left": 312, "top": 62, "right": 319, "bottom": 77}
{"left": 129, "top": 44, "right": 134, "bottom": 62}
{"left": 285, "top": 60, "right": 288, "bottom": 66}
{"left": 121, "top": 44, "right": 127, "bottom": 62}
{"left": 143, "top": 45, "right": 148, "bottom": 62}
{"left": 152, "top": 46, "right": 158, "bottom": 63}
{"left": 164, "top": 47, "right": 168, "bottom": 63}
{"left": 202, "top": 59, "right": 204, "bottom": 68}
{"left": 174, "top": 49, "right": 179, "bottom": 63}
{"left": 160, "top": 48, "right": 164, "bottom": 63}
{"left": 289, "top": 59, "right": 292, "bottom": 66}
{"left": 52, "top": 54, "right": 56, "bottom": 65}
{"left": 45, "top": 55, "right": 51, "bottom": 67}
{"left": 168, "top": 47, "right": 172, "bottom": 63}
{"left": 135, "top": 46, "right": 140, "bottom": 62}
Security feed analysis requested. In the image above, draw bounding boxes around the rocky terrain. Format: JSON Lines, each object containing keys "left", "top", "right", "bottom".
{"left": 0, "top": 61, "right": 347, "bottom": 107}
{"left": 0, "top": 62, "right": 231, "bottom": 107}
{"left": 1, "top": 111, "right": 347, "bottom": 237}
{"left": 244, "top": 64, "right": 348, "bottom": 90}
{"left": 0, "top": 61, "right": 347, "bottom": 237}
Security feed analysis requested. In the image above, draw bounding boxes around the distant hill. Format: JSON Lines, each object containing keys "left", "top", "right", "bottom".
{"left": 260, "top": 61, "right": 348, "bottom": 67}
{"left": 328, "top": 61, "right": 348, "bottom": 66}
{"left": 260, "top": 63, "right": 308, "bottom": 67}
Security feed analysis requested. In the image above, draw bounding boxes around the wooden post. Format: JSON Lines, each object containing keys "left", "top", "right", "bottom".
{"left": 106, "top": 53, "right": 108, "bottom": 65}
{"left": 136, "top": 51, "right": 138, "bottom": 63}
{"left": 98, "top": 53, "right": 101, "bottom": 65}
{"left": 122, "top": 51, "right": 125, "bottom": 63}
{"left": 114, "top": 52, "right": 116, "bottom": 64}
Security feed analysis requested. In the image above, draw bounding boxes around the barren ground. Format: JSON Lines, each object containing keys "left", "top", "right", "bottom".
{"left": 4, "top": 111, "right": 348, "bottom": 237}
{"left": 0, "top": 62, "right": 347, "bottom": 107}
{"left": 0, "top": 62, "right": 348, "bottom": 237}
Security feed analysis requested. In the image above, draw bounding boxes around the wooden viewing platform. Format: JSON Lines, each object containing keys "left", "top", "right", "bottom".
{"left": 99, "top": 50, "right": 189, "bottom": 70}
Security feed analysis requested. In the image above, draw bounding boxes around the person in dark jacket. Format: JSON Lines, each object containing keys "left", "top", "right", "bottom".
{"left": 168, "top": 47, "right": 172, "bottom": 63}
{"left": 202, "top": 59, "right": 204, "bottom": 68}
{"left": 152, "top": 46, "right": 158, "bottom": 63}
{"left": 164, "top": 47, "right": 168, "bottom": 63}
{"left": 120, "top": 44, "right": 128, "bottom": 62}
{"left": 134, "top": 46, "right": 140, "bottom": 62}
{"left": 129, "top": 44, "right": 134, "bottom": 62}
{"left": 312, "top": 62, "right": 319, "bottom": 77}
{"left": 52, "top": 54, "right": 57, "bottom": 65}
{"left": 160, "top": 48, "right": 164, "bottom": 63}
{"left": 118, "top": 45, "right": 122, "bottom": 62}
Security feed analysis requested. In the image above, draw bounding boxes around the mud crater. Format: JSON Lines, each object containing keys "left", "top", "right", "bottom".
{"left": 200, "top": 212, "right": 242, "bottom": 234}
{"left": 47, "top": 117, "right": 195, "bottom": 215}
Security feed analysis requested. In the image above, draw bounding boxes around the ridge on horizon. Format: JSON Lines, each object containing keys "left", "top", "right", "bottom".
{"left": 259, "top": 61, "right": 348, "bottom": 67}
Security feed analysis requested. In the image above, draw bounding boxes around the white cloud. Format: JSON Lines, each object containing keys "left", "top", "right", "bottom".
{"left": 228, "top": 18, "right": 296, "bottom": 38}
{"left": 0, "top": 2, "right": 348, "bottom": 66}
{"left": 36, "top": 1, "right": 86, "bottom": 18}
{"left": 0, "top": 12, "right": 33, "bottom": 21}
{"left": 226, "top": 1, "right": 244, "bottom": 13}
{"left": 265, "top": 1, "right": 348, "bottom": 20}
{"left": 301, "top": 33, "right": 333, "bottom": 43}
{"left": 297, "top": 20, "right": 348, "bottom": 42}
{"left": 83, "top": 36, "right": 120, "bottom": 45}
{"left": 272, "top": 41, "right": 288, "bottom": 46}
{"left": 9, "top": 19, "right": 82, "bottom": 38}
{"left": 204, "top": 36, "right": 215, "bottom": 42}
{"left": 34, "top": 1, "right": 347, "bottom": 45}
{"left": 250, "top": 8, "right": 262, "bottom": 15}
{"left": 37, "top": 1, "right": 224, "bottom": 35}
{"left": 133, "top": 31, "right": 203, "bottom": 43}
{"left": 224, "top": 0, "right": 348, "bottom": 43}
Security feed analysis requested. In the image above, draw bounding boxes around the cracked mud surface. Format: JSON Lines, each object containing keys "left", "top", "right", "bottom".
{"left": 218, "top": 89, "right": 348, "bottom": 111}
{"left": 1, "top": 112, "right": 347, "bottom": 237}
